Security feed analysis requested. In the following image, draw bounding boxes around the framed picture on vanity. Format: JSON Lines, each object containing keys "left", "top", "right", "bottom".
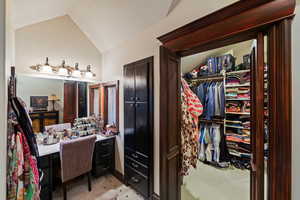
{"left": 30, "top": 96, "right": 48, "bottom": 111}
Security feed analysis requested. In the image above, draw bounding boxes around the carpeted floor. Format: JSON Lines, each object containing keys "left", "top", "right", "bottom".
{"left": 53, "top": 174, "right": 144, "bottom": 200}
{"left": 181, "top": 162, "right": 250, "bottom": 200}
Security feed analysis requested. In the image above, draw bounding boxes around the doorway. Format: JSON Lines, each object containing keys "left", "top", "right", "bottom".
{"left": 158, "top": 1, "right": 294, "bottom": 199}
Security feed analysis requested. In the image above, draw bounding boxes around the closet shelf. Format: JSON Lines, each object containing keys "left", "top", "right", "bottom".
{"left": 225, "top": 83, "right": 250, "bottom": 88}
{"left": 225, "top": 112, "right": 250, "bottom": 115}
{"left": 225, "top": 98, "right": 250, "bottom": 101}
{"left": 226, "top": 69, "right": 250, "bottom": 75}
{"left": 225, "top": 125, "right": 250, "bottom": 130}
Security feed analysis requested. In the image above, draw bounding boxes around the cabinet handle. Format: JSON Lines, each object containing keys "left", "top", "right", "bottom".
{"left": 131, "top": 153, "right": 138, "bottom": 159}
{"left": 131, "top": 163, "right": 139, "bottom": 168}
{"left": 136, "top": 97, "right": 139, "bottom": 101}
{"left": 130, "top": 103, "right": 134, "bottom": 107}
{"left": 131, "top": 177, "right": 140, "bottom": 183}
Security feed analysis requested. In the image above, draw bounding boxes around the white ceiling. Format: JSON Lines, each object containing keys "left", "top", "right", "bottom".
{"left": 12, "top": 0, "right": 175, "bottom": 52}
{"left": 12, "top": 0, "right": 242, "bottom": 53}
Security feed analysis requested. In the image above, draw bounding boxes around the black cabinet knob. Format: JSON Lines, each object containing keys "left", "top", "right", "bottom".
{"left": 131, "top": 177, "right": 140, "bottom": 183}
{"left": 131, "top": 153, "right": 138, "bottom": 159}
{"left": 132, "top": 163, "right": 139, "bottom": 168}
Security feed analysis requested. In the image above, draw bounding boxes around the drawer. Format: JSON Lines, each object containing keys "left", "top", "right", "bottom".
{"left": 125, "top": 157, "right": 148, "bottom": 177}
{"left": 96, "top": 139, "right": 114, "bottom": 152}
{"left": 92, "top": 163, "right": 112, "bottom": 177}
{"left": 125, "top": 166, "right": 149, "bottom": 197}
{"left": 125, "top": 148, "right": 148, "bottom": 166}
{"left": 93, "top": 152, "right": 113, "bottom": 165}
{"left": 44, "top": 113, "right": 58, "bottom": 117}
{"left": 38, "top": 156, "right": 50, "bottom": 169}
{"left": 40, "top": 168, "right": 50, "bottom": 187}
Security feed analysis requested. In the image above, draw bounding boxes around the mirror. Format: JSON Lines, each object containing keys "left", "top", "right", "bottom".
{"left": 17, "top": 75, "right": 88, "bottom": 133}
{"left": 89, "top": 81, "right": 119, "bottom": 132}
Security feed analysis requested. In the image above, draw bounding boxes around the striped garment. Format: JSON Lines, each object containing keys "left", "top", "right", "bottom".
{"left": 181, "top": 78, "right": 203, "bottom": 120}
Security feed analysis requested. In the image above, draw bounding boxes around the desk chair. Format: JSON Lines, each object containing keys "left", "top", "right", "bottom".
{"left": 60, "top": 135, "right": 96, "bottom": 200}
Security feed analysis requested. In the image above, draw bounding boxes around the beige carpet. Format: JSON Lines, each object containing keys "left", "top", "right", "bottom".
{"left": 182, "top": 162, "right": 250, "bottom": 200}
{"left": 53, "top": 174, "right": 144, "bottom": 200}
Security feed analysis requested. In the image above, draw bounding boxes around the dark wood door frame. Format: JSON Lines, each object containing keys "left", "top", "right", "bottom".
{"left": 158, "top": 1, "right": 295, "bottom": 200}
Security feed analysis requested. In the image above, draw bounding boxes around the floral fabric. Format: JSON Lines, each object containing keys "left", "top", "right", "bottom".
{"left": 7, "top": 125, "right": 40, "bottom": 200}
{"left": 180, "top": 79, "right": 203, "bottom": 176}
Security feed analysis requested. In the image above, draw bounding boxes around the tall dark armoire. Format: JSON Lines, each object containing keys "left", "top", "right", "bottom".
{"left": 124, "top": 56, "right": 154, "bottom": 198}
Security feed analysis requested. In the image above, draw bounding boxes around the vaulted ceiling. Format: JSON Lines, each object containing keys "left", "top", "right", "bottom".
{"left": 12, "top": 0, "right": 238, "bottom": 53}
{"left": 12, "top": 0, "right": 176, "bottom": 52}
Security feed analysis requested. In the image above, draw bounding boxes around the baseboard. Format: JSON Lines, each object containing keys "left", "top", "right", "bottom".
{"left": 113, "top": 170, "right": 124, "bottom": 183}
{"left": 152, "top": 193, "right": 160, "bottom": 200}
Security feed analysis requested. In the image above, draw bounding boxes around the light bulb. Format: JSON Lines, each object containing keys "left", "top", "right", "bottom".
{"left": 85, "top": 71, "right": 93, "bottom": 78}
{"left": 72, "top": 70, "right": 81, "bottom": 77}
{"left": 40, "top": 65, "right": 52, "bottom": 74}
{"left": 58, "top": 68, "right": 68, "bottom": 76}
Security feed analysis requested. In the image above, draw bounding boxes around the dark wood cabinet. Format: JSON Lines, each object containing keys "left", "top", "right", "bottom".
{"left": 92, "top": 138, "right": 115, "bottom": 177}
{"left": 124, "top": 57, "right": 153, "bottom": 198}
{"left": 29, "top": 111, "right": 59, "bottom": 133}
{"left": 78, "top": 82, "right": 88, "bottom": 118}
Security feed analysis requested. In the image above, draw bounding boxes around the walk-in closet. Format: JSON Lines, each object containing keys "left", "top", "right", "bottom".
{"left": 180, "top": 39, "right": 269, "bottom": 200}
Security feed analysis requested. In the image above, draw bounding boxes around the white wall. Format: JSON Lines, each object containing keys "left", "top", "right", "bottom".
{"left": 292, "top": 4, "right": 300, "bottom": 200}
{"left": 0, "top": 0, "right": 6, "bottom": 198}
{"left": 15, "top": 15, "right": 102, "bottom": 80}
{"left": 17, "top": 76, "right": 64, "bottom": 122}
{"left": 101, "top": 0, "right": 237, "bottom": 195}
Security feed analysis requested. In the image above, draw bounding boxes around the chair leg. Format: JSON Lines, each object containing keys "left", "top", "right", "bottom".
{"left": 88, "top": 172, "right": 92, "bottom": 192}
{"left": 63, "top": 182, "right": 67, "bottom": 200}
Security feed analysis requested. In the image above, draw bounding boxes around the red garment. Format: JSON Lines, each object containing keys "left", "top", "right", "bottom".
{"left": 181, "top": 78, "right": 203, "bottom": 121}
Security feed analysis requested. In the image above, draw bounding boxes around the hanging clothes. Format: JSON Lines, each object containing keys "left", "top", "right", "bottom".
{"left": 180, "top": 78, "right": 203, "bottom": 176}
{"left": 7, "top": 97, "right": 41, "bottom": 200}
{"left": 195, "top": 81, "right": 225, "bottom": 119}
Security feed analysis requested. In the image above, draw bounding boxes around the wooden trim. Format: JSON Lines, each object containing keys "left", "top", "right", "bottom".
{"left": 100, "top": 81, "right": 120, "bottom": 131}
{"left": 268, "top": 19, "right": 292, "bottom": 200}
{"left": 158, "top": 0, "right": 272, "bottom": 43}
{"left": 89, "top": 84, "right": 101, "bottom": 116}
{"left": 158, "top": 0, "right": 295, "bottom": 55}
{"left": 113, "top": 170, "right": 124, "bottom": 183}
{"left": 250, "top": 32, "right": 265, "bottom": 200}
{"left": 152, "top": 193, "right": 160, "bottom": 200}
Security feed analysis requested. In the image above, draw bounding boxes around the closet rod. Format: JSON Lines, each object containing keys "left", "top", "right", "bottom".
{"left": 199, "top": 118, "right": 224, "bottom": 124}
{"left": 189, "top": 76, "right": 224, "bottom": 82}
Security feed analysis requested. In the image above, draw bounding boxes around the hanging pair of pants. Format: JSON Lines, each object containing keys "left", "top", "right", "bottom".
{"left": 210, "top": 125, "right": 221, "bottom": 163}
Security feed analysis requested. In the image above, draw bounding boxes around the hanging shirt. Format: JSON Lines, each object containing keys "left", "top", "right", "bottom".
{"left": 180, "top": 78, "right": 203, "bottom": 176}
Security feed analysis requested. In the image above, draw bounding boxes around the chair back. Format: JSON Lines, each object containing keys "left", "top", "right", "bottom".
{"left": 60, "top": 135, "right": 96, "bottom": 183}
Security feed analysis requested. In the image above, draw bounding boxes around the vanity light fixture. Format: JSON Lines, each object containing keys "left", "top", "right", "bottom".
{"left": 57, "top": 60, "right": 69, "bottom": 76}
{"left": 40, "top": 57, "right": 53, "bottom": 74}
{"left": 30, "top": 58, "right": 96, "bottom": 79}
{"left": 72, "top": 63, "right": 82, "bottom": 78}
{"left": 84, "top": 65, "right": 94, "bottom": 78}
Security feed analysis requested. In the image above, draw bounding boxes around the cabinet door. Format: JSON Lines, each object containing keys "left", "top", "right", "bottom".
{"left": 135, "top": 62, "right": 149, "bottom": 102}
{"left": 64, "top": 81, "right": 77, "bottom": 123}
{"left": 124, "top": 102, "right": 136, "bottom": 151}
{"left": 124, "top": 65, "right": 136, "bottom": 102}
{"left": 78, "top": 82, "right": 87, "bottom": 118}
{"left": 135, "top": 102, "right": 149, "bottom": 156}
